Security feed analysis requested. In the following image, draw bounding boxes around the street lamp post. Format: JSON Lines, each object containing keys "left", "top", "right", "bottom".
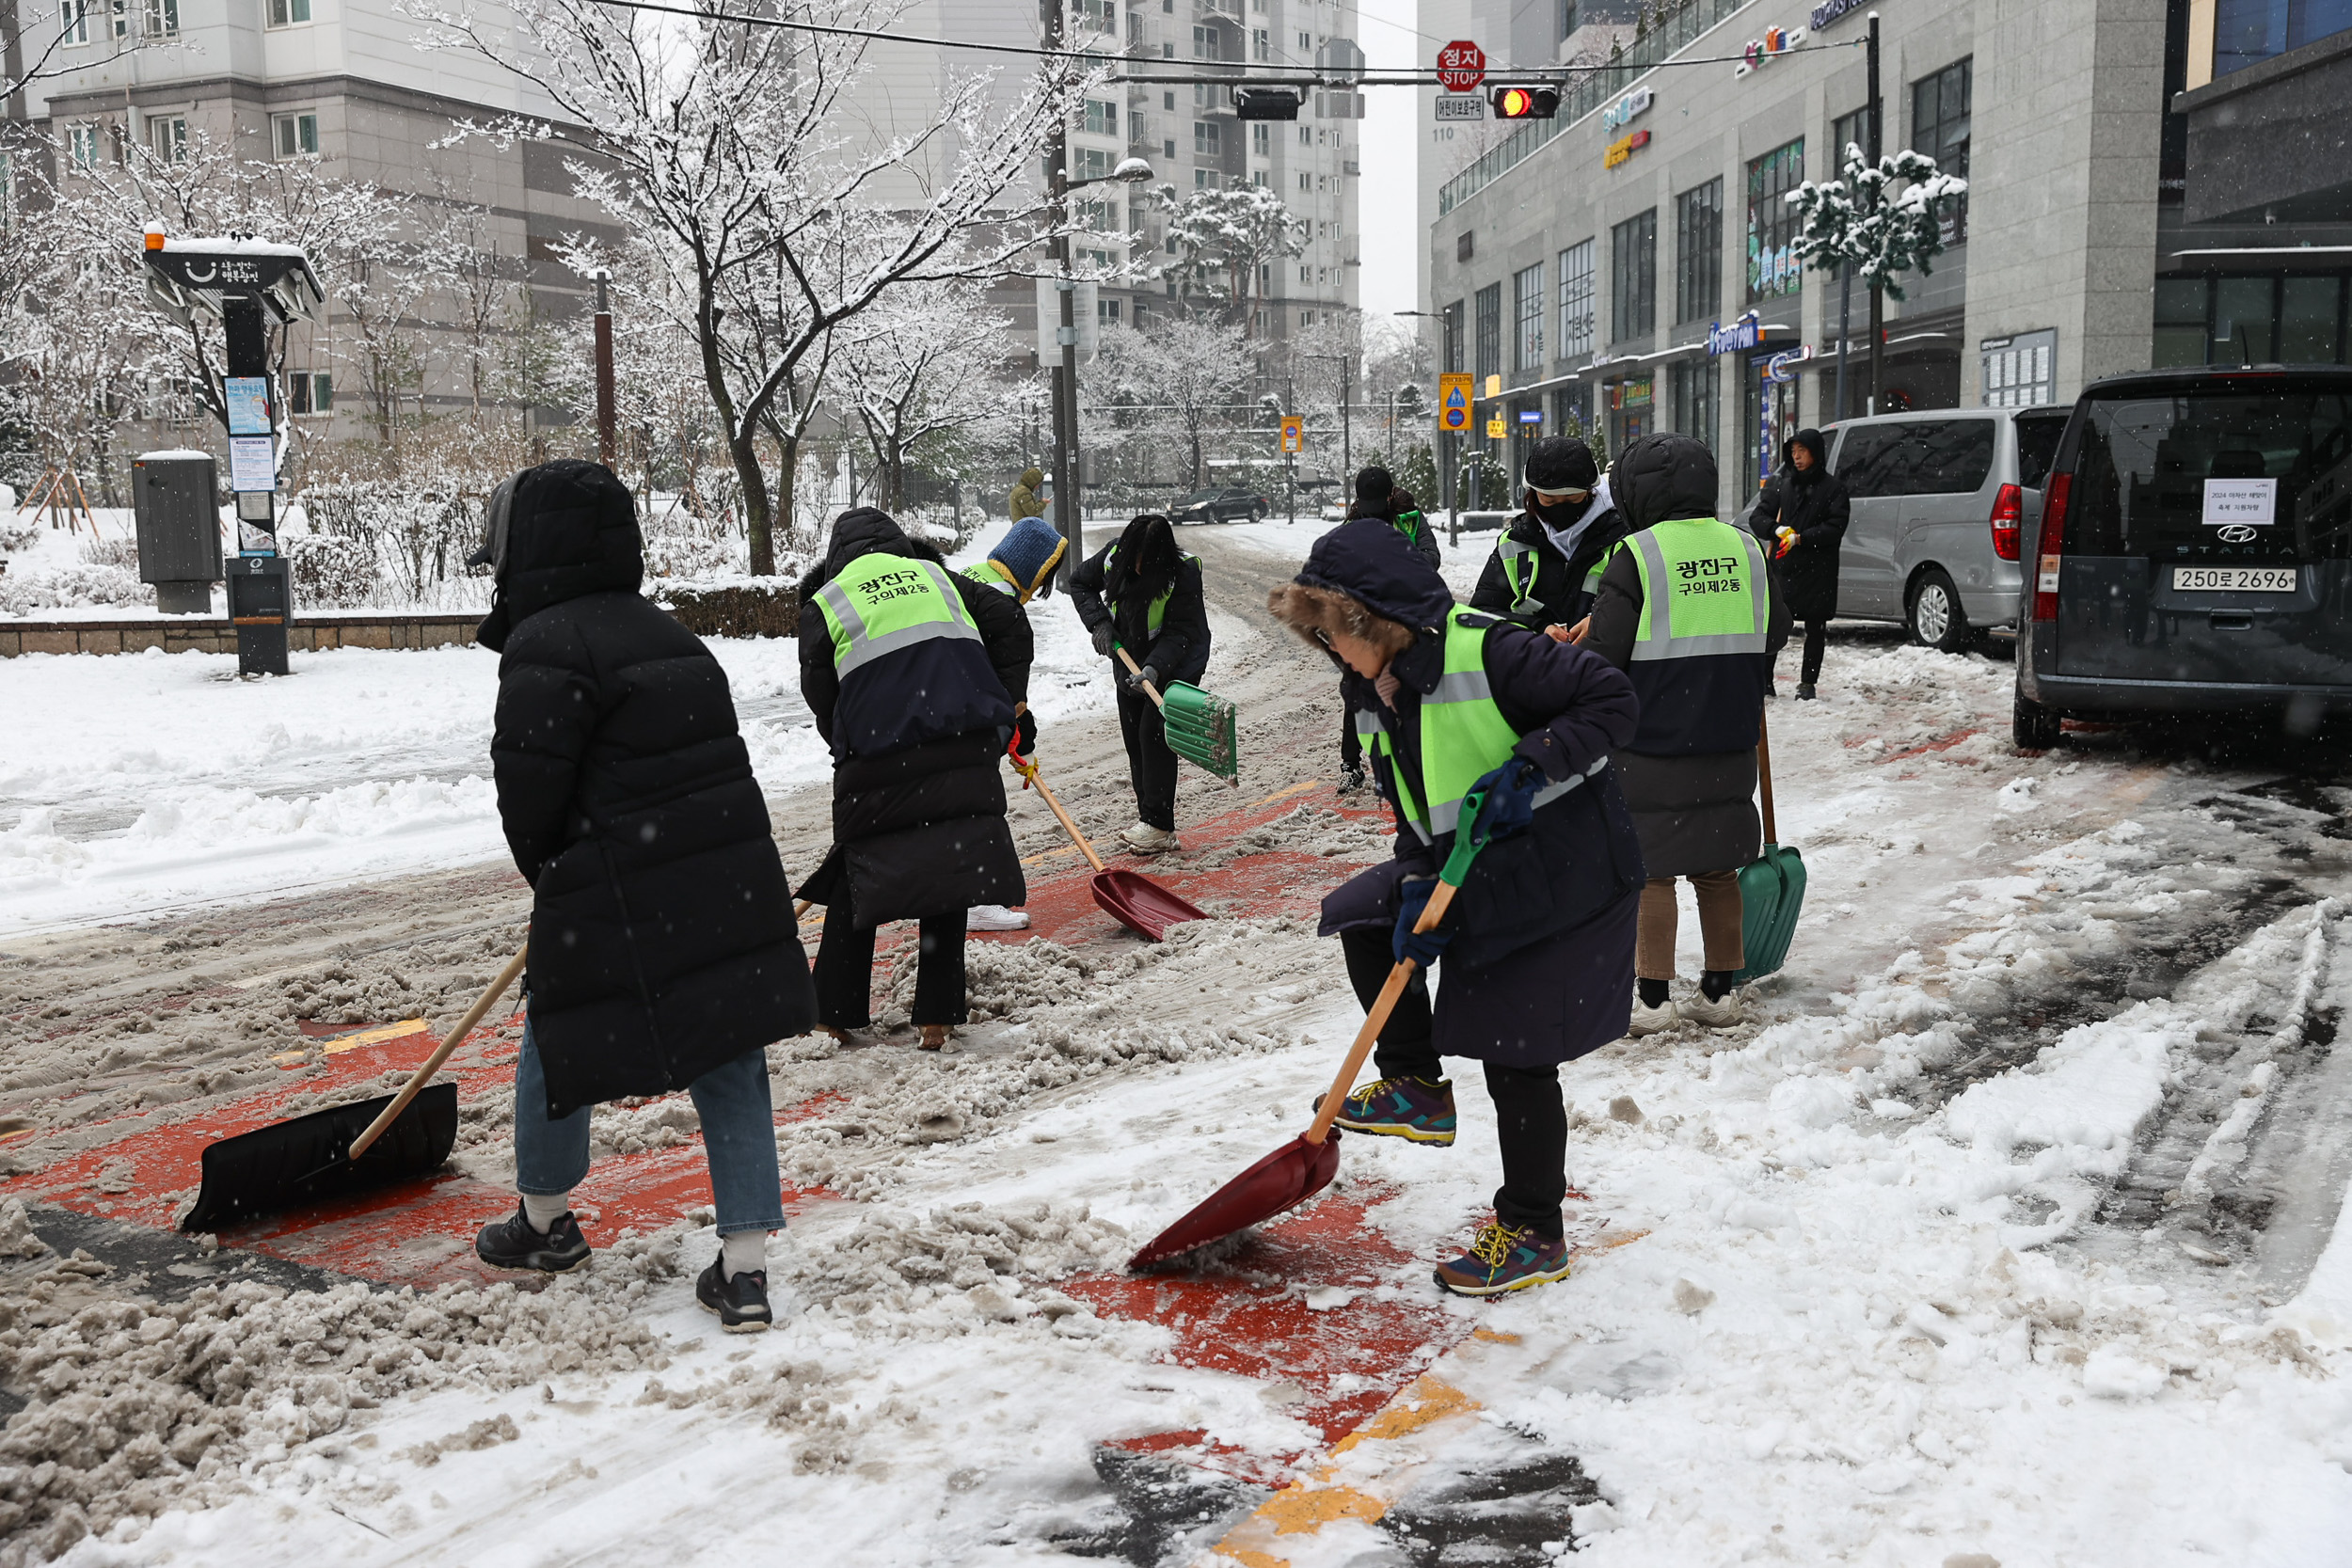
{"left": 1303, "top": 351, "right": 1353, "bottom": 480}
{"left": 1042, "top": 21, "right": 1152, "bottom": 584}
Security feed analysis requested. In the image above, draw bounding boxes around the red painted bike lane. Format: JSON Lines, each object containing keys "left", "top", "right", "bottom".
{"left": 6, "top": 773, "right": 1491, "bottom": 1483}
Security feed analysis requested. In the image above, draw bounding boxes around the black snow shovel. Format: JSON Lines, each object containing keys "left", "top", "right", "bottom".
{"left": 1733, "top": 711, "right": 1806, "bottom": 982}
{"left": 180, "top": 946, "right": 529, "bottom": 1232}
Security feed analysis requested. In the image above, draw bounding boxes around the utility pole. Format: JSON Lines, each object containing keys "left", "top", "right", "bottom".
{"left": 1046, "top": 0, "right": 1080, "bottom": 587}
{"left": 1866, "top": 9, "right": 1883, "bottom": 417}
{"left": 1340, "top": 354, "right": 1352, "bottom": 478}
{"left": 593, "top": 269, "right": 616, "bottom": 469}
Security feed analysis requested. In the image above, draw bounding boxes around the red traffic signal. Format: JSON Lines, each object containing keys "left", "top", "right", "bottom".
{"left": 1490, "top": 85, "right": 1560, "bottom": 119}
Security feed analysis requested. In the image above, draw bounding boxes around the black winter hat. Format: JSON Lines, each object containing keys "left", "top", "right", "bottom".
{"left": 1523, "top": 436, "right": 1599, "bottom": 495}
{"left": 1613, "top": 434, "right": 1720, "bottom": 529}
{"left": 1354, "top": 466, "right": 1394, "bottom": 505}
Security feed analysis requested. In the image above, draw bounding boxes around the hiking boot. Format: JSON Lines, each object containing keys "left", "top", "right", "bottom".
{"left": 1339, "top": 763, "right": 1368, "bottom": 795}
{"left": 695, "top": 1254, "right": 772, "bottom": 1332}
{"left": 1627, "top": 996, "right": 1678, "bottom": 1037}
{"left": 1680, "top": 987, "right": 1743, "bottom": 1029}
{"left": 918, "top": 1024, "right": 951, "bottom": 1052}
{"left": 1120, "top": 822, "right": 1180, "bottom": 855}
{"left": 1434, "top": 1221, "right": 1572, "bottom": 1297}
{"left": 966, "top": 904, "right": 1030, "bottom": 932}
{"left": 1327, "top": 1075, "right": 1456, "bottom": 1145}
{"left": 1795, "top": 683, "right": 1818, "bottom": 700}
{"left": 475, "top": 1202, "right": 591, "bottom": 1273}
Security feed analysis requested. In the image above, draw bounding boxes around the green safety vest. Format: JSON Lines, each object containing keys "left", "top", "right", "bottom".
{"left": 1617, "top": 516, "right": 1772, "bottom": 662}
{"left": 960, "top": 561, "right": 1019, "bottom": 598}
{"left": 1105, "top": 545, "right": 1200, "bottom": 638}
{"left": 1354, "top": 606, "right": 1605, "bottom": 843}
{"left": 1497, "top": 528, "right": 1605, "bottom": 619}
{"left": 814, "top": 551, "right": 983, "bottom": 679}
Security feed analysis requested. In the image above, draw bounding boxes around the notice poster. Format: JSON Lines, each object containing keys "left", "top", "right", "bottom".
{"left": 229, "top": 436, "right": 278, "bottom": 493}
{"left": 2201, "top": 477, "right": 2276, "bottom": 526}
{"left": 224, "top": 377, "right": 271, "bottom": 436}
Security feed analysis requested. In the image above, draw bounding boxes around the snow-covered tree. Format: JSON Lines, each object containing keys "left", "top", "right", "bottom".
{"left": 1089, "top": 316, "right": 1254, "bottom": 489}
{"left": 428, "top": 0, "right": 1099, "bottom": 574}
{"left": 1785, "top": 143, "right": 1967, "bottom": 304}
{"left": 1151, "top": 183, "right": 1305, "bottom": 325}
{"left": 838, "top": 285, "right": 1018, "bottom": 514}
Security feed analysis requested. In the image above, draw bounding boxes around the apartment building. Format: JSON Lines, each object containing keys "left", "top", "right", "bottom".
{"left": 9, "top": 0, "right": 612, "bottom": 438}
{"left": 1425, "top": 0, "right": 2170, "bottom": 515}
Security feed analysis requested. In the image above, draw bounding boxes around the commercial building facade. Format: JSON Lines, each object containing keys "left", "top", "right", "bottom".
{"left": 1425, "top": 0, "right": 2170, "bottom": 516}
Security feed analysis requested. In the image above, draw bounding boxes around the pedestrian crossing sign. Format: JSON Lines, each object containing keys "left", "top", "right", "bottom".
{"left": 1438, "top": 372, "right": 1471, "bottom": 432}
{"left": 1279, "top": 415, "right": 1305, "bottom": 453}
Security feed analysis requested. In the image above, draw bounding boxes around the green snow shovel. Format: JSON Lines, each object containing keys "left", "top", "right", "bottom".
{"left": 1115, "top": 643, "right": 1239, "bottom": 785}
{"left": 1733, "top": 711, "right": 1806, "bottom": 983}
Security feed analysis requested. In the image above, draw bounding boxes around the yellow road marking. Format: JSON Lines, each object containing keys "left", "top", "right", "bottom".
{"left": 269, "top": 1018, "right": 427, "bottom": 1066}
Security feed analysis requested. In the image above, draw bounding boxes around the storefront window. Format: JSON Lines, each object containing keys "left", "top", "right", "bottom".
{"left": 1745, "top": 140, "right": 1804, "bottom": 303}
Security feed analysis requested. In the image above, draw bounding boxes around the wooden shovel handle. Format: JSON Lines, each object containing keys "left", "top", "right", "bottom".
{"left": 347, "top": 944, "right": 529, "bottom": 1161}
{"left": 1114, "top": 644, "right": 1168, "bottom": 711}
{"left": 1305, "top": 879, "right": 1459, "bottom": 1145}
{"left": 1019, "top": 760, "right": 1109, "bottom": 873}
{"left": 1756, "top": 708, "right": 1777, "bottom": 846}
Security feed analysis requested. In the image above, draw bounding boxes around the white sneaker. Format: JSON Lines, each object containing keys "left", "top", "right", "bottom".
{"left": 966, "top": 904, "right": 1030, "bottom": 931}
{"left": 1627, "top": 998, "right": 1678, "bottom": 1037}
{"left": 1120, "top": 822, "right": 1180, "bottom": 855}
{"left": 1680, "top": 990, "right": 1743, "bottom": 1028}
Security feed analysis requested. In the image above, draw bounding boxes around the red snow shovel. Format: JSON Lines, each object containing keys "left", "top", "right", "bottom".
{"left": 180, "top": 946, "right": 528, "bottom": 1232}
{"left": 1128, "top": 793, "right": 1493, "bottom": 1268}
{"left": 1011, "top": 752, "right": 1209, "bottom": 942}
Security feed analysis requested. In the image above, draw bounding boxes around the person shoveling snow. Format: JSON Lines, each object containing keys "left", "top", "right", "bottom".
{"left": 796, "top": 507, "right": 1034, "bottom": 1049}
{"left": 957, "top": 513, "right": 1066, "bottom": 934}
{"left": 1268, "top": 519, "right": 1645, "bottom": 1296}
{"left": 468, "top": 459, "right": 818, "bottom": 1331}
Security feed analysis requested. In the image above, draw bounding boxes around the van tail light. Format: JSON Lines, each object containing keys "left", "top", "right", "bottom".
{"left": 1990, "top": 483, "right": 2022, "bottom": 562}
{"left": 2032, "top": 474, "right": 2071, "bottom": 622}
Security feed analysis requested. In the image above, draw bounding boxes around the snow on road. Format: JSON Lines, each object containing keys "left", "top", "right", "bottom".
{"left": 0, "top": 539, "right": 1108, "bottom": 933}
{"left": 9, "top": 518, "right": 2352, "bottom": 1566}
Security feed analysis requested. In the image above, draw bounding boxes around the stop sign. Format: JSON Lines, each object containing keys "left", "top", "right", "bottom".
{"left": 1437, "top": 39, "right": 1486, "bottom": 93}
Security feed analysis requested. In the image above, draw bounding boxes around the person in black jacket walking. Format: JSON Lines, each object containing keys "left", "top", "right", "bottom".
{"left": 1470, "top": 436, "right": 1629, "bottom": 636}
{"left": 1068, "top": 514, "right": 1211, "bottom": 854}
{"left": 1337, "top": 467, "right": 1438, "bottom": 791}
{"left": 1269, "top": 519, "right": 1645, "bottom": 1296}
{"left": 796, "top": 508, "right": 1032, "bottom": 1051}
{"left": 469, "top": 459, "right": 815, "bottom": 1334}
{"left": 1745, "top": 428, "right": 1848, "bottom": 699}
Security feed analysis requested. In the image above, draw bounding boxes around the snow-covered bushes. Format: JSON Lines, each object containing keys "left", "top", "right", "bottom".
{"left": 0, "top": 561, "right": 149, "bottom": 616}
{"left": 300, "top": 482, "right": 481, "bottom": 602}
{"left": 284, "top": 531, "right": 379, "bottom": 609}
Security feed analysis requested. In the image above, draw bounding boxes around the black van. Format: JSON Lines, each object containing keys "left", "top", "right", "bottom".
{"left": 2014, "top": 366, "right": 2352, "bottom": 748}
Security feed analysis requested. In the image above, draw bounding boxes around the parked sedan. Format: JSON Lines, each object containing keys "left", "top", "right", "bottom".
{"left": 1168, "top": 486, "right": 1270, "bottom": 524}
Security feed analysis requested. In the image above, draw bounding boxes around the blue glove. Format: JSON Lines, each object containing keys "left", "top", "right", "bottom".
{"left": 1468, "top": 757, "right": 1545, "bottom": 843}
{"left": 1391, "top": 877, "right": 1454, "bottom": 969}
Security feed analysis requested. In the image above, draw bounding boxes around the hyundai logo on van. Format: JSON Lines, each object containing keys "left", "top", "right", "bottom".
{"left": 2215, "top": 524, "right": 2259, "bottom": 543}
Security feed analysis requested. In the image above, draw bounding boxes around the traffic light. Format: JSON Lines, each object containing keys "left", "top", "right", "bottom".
{"left": 1490, "top": 86, "right": 1561, "bottom": 119}
{"left": 1234, "top": 87, "right": 1304, "bottom": 120}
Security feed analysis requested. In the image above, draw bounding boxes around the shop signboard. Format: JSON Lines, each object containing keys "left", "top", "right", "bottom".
{"left": 1603, "top": 129, "right": 1651, "bottom": 168}
{"left": 1708, "top": 312, "right": 1763, "bottom": 356}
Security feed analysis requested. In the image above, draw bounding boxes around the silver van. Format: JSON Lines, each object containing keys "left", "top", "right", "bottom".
{"left": 2014, "top": 366, "right": 2352, "bottom": 749}
{"left": 1815, "top": 406, "right": 2071, "bottom": 649}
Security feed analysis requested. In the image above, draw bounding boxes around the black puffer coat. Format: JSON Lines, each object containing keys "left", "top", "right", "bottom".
{"left": 1746, "top": 429, "right": 1849, "bottom": 621}
{"left": 1302, "top": 521, "right": 1645, "bottom": 1066}
{"left": 483, "top": 459, "right": 813, "bottom": 1119}
{"left": 795, "top": 510, "right": 1028, "bottom": 926}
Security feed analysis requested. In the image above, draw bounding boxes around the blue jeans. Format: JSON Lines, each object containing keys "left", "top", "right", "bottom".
{"left": 512, "top": 1017, "right": 787, "bottom": 1237}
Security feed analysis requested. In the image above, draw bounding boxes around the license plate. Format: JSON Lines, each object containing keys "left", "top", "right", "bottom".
{"left": 2172, "top": 566, "right": 2297, "bottom": 593}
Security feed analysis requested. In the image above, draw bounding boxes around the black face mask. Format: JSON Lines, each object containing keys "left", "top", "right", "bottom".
{"left": 1533, "top": 494, "right": 1586, "bottom": 526}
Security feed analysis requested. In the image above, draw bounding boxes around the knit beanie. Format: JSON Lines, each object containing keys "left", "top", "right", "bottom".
{"left": 987, "top": 514, "right": 1067, "bottom": 600}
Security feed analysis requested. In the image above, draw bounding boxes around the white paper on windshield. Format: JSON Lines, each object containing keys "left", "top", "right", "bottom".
{"left": 2202, "top": 477, "right": 2276, "bottom": 525}
{"left": 228, "top": 436, "right": 278, "bottom": 493}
